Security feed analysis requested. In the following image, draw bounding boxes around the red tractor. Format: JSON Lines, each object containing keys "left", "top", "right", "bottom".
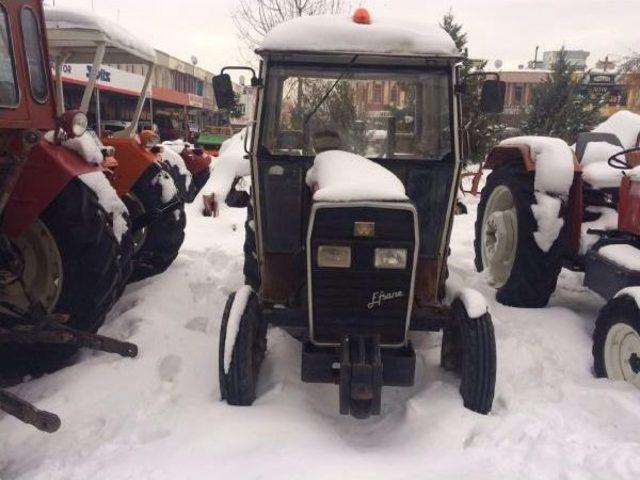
{"left": 0, "top": 0, "right": 137, "bottom": 432}
{"left": 474, "top": 112, "right": 640, "bottom": 388}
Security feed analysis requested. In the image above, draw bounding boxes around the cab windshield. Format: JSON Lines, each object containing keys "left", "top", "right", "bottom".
{"left": 262, "top": 65, "right": 452, "bottom": 160}
{"left": 0, "top": 5, "right": 19, "bottom": 107}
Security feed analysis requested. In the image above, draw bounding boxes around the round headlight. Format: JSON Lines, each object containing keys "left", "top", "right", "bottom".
{"left": 71, "top": 112, "right": 88, "bottom": 137}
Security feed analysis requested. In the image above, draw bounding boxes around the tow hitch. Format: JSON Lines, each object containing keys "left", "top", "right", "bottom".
{"left": 340, "top": 335, "right": 383, "bottom": 419}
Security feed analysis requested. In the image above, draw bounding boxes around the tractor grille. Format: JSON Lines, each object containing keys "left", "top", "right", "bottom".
{"left": 307, "top": 203, "right": 418, "bottom": 346}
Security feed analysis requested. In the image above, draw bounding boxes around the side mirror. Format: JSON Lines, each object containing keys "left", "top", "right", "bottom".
{"left": 480, "top": 80, "right": 506, "bottom": 114}
{"left": 213, "top": 74, "right": 236, "bottom": 110}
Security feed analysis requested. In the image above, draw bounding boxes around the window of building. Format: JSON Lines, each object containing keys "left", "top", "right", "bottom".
{"left": 372, "top": 83, "right": 383, "bottom": 104}
{"left": 0, "top": 5, "right": 19, "bottom": 107}
{"left": 390, "top": 85, "right": 398, "bottom": 103}
{"left": 514, "top": 85, "right": 524, "bottom": 105}
{"left": 20, "top": 7, "right": 48, "bottom": 103}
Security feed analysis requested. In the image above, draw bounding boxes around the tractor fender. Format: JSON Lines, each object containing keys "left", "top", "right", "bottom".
{"left": 182, "top": 151, "right": 212, "bottom": 175}
{"left": 484, "top": 143, "right": 584, "bottom": 257}
{"left": 484, "top": 143, "right": 581, "bottom": 173}
{"left": 3, "top": 138, "right": 98, "bottom": 239}
{"left": 100, "top": 137, "right": 158, "bottom": 196}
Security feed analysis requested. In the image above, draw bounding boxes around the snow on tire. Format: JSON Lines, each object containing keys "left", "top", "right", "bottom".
{"left": 127, "top": 164, "right": 186, "bottom": 282}
{"left": 474, "top": 161, "right": 567, "bottom": 308}
{"left": 593, "top": 294, "right": 640, "bottom": 388}
{"left": 219, "top": 288, "right": 267, "bottom": 406}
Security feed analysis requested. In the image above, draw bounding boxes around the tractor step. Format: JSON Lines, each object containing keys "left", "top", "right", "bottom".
{"left": 585, "top": 245, "right": 640, "bottom": 301}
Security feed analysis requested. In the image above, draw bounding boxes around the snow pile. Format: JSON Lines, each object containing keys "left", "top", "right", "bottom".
{"left": 261, "top": 14, "right": 459, "bottom": 57}
{"left": 582, "top": 161, "right": 625, "bottom": 189}
{"left": 44, "top": 130, "right": 104, "bottom": 165}
{"left": 206, "top": 128, "right": 251, "bottom": 203}
{"left": 306, "top": 150, "right": 407, "bottom": 202}
{"left": 599, "top": 244, "right": 640, "bottom": 271}
{"left": 45, "top": 6, "right": 156, "bottom": 63}
{"left": 151, "top": 170, "right": 178, "bottom": 203}
{"left": 531, "top": 192, "right": 564, "bottom": 252}
{"left": 78, "top": 171, "right": 129, "bottom": 243}
{"left": 580, "top": 207, "right": 619, "bottom": 254}
{"left": 580, "top": 141, "right": 623, "bottom": 166}
{"left": 162, "top": 140, "right": 194, "bottom": 155}
{"left": 222, "top": 285, "right": 253, "bottom": 373}
{"left": 593, "top": 110, "right": 640, "bottom": 149}
{"left": 160, "top": 145, "right": 193, "bottom": 190}
{"left": 500, "top": 136, "right": 574, "bottom": 195}
{"left": 615, "top": 286, "right": 640, "bottom": 308}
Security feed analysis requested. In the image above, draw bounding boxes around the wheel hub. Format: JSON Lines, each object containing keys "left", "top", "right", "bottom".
{"left": 481, "top": 185, "right": 518, "bottom": 288}
{"left": 0, "top": 220, "right": 63, "bottom": 316}
{"left": 604, "top": 323, "right": 640, "bottom": 388}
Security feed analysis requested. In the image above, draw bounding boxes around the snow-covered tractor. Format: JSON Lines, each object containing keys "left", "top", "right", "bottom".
{"left": 0, "top": 0, "right": 137, "bottom": 432}
{"left": 474, "top": 111, "right": 640, "bottom": 388}
{"left": 44, "top": 7, "right": 198, "bottom": 281}
{"left": 214, "top": 10, "right": 505, "bottom": 418}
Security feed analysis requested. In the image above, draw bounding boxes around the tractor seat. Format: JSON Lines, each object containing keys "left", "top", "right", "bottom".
{"left": 575, "top": 132, "right": 622, "bottom": 164}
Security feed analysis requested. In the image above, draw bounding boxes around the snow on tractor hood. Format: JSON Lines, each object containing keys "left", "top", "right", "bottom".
{"left": 305, "top": 150, "right": 407, "bottom": 202}
{"left": 592, "top": 110, "right": 640, "bottom": 149}
{"left": 207, "top": 128, "right": 251, "bottom": 203}
{"left": 500, "top": 136, "right": 575, "bottom": 195}
{"left": 260, "top": 14, "right": 459, "bottom": 58}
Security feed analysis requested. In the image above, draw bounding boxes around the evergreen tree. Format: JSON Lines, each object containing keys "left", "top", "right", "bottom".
{"left": 523, "top": 48, "right": 606, "bottom": 143}
{"left": 440, "top": 10, "right": 504, "bottom": 163}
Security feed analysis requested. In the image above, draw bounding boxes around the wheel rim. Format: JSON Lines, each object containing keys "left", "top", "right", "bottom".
{"left": 0, "top": 220, "right": 63, "bottom": 315}
{"left": 481, "top": 185, "right": 518, "bottom": 287}
{"left": 604, "top": 322, "right": 640, "bottom": 388}
{"left": 124, "top": 193, "right": 147, "bottom": 255}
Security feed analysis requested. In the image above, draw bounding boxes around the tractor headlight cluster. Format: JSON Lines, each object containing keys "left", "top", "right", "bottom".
{"left": 317, "top": 245, "right": 351, "bottom": 268}
{"left": 374, "top": 248, "right": 407, "bottom": 270}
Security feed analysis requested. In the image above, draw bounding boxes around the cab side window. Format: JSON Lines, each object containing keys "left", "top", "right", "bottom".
{"left": 0, "top": 6, "right": 19, "bottom": 107}
{"left": 20, "top": 7, "right": 47, "bottom": 103}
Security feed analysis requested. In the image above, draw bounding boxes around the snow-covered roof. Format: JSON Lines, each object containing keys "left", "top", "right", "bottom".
{"left": 260, "top": 14, "right": 459, "bottom": 58}
{"left": 45, "top": 7, "right": 156, "bottom": 64}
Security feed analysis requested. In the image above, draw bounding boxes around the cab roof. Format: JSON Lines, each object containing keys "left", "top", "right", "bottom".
{"left": 258, "top": 13, "right": 460, "bottom": 59}
{"left": 44, "top": 7, "right": 156, "bottom": 64}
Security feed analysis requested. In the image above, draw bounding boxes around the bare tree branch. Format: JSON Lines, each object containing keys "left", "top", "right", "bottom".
{"left": 232, "top": 0, "right": 357, "bottom": 51}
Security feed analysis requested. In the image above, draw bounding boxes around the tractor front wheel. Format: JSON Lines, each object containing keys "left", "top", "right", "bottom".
{"left": 219, "top": 287, "right": 267, "bottom": 406}
{"left": 441, "top": 299, "right": 496, "bottom": 414}
{"left": 474, "top": 162, "right": 566, "bottom": 307}
{"left": 593, "top": 294, "right": 640, "bottom": 388}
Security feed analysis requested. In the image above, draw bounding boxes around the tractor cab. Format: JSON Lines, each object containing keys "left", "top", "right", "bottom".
{"left": 215, "top": 11, "right": 504, "bottom": 419}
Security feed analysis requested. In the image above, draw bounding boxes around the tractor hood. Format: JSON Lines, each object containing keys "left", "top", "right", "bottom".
{"left": 305, "top": 150, "right": 407, "bottom": 202}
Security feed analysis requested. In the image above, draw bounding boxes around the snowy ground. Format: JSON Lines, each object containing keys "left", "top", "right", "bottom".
{"left": 2, "top": 179, "right": 640, "bottom": 480}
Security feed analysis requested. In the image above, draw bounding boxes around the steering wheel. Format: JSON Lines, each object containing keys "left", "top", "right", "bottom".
{"left": 608, "top": 146, "right": 640, "bottom": 170}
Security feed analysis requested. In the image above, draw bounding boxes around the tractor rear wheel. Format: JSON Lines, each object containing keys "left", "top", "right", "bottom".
{"left": 0, "top": 178, "right": 121, "bottom": 378}
{"left": 127, "top": 165, "right": 186, "bottom": 282}
{"left": 442, "top": 299, "right": 496, "bottom": 414}
{"left": 474, "top": 162, "right": 566, "bottom": 308}
{"left": 243, "top": 201, "right": 260, "bottom": 291}
{"left": 593, "top": 294, "right": 640, "bottom": 388}
{"left": 219, "top": 287, "right": 267, "bottom": 406}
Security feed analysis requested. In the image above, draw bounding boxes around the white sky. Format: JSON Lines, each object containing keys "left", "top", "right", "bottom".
{"left": 50, "top": 0, "right": 639, "bottom": 74}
